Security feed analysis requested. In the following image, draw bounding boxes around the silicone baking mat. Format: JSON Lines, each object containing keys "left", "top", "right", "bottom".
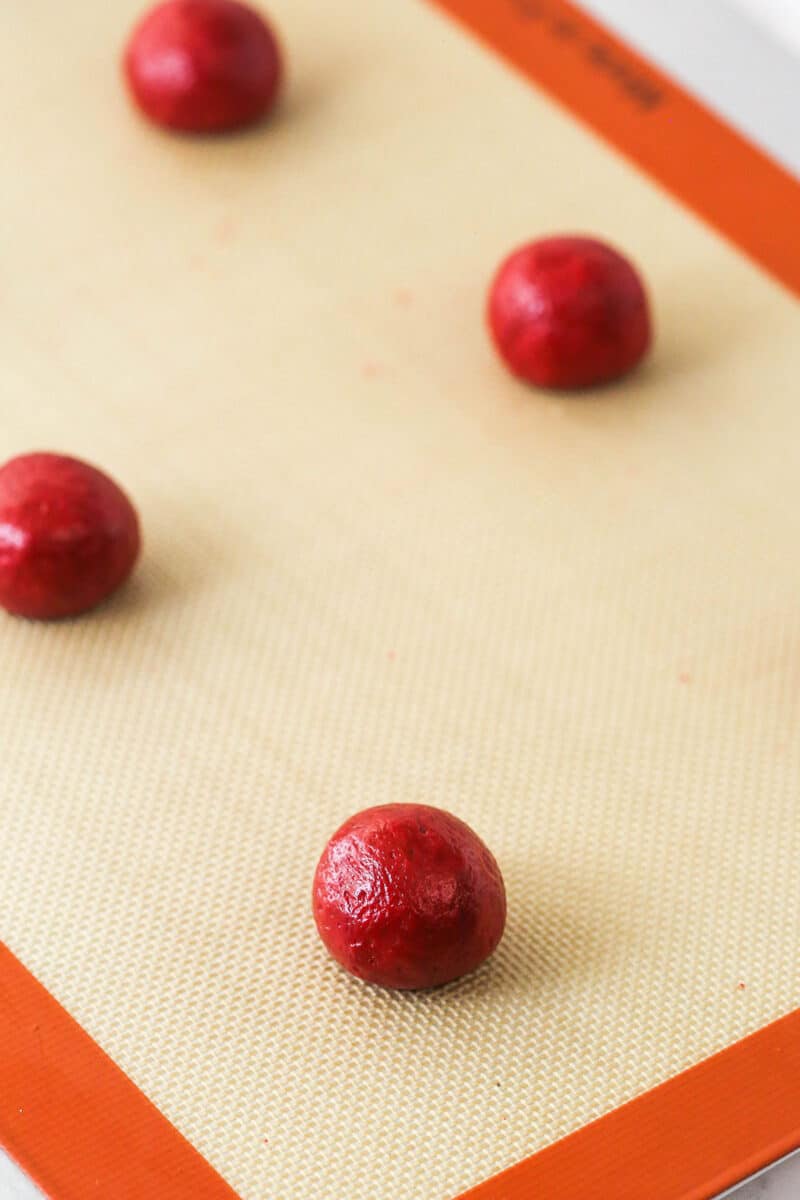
{"left": 2, "top": 1, "right": 799, "bottom": 1198}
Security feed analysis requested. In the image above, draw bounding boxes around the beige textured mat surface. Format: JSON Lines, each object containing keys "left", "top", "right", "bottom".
{"left": 2, "top": 1, "right": 799, "bottom": 1197}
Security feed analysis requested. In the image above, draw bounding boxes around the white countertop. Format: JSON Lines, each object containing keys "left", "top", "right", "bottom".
{"left": 732, "top": 0, "right": 800, "bottom": 52}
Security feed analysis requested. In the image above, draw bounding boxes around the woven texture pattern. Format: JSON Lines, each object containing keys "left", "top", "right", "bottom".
{"left": 2, "top": 2, "right": 800, "bottom": 1198}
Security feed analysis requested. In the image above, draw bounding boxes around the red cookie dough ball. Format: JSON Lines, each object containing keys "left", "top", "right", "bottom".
{"left": 124, "top": 0, "right": 283, "bottom": 134}
{"left": 487, "top": 235, "right": 652, "bottom": 389}
{"left": 0, "top": 453, "right": 141, "bottom": 620}
{"left": 313, "top": 804, "right": 507, "bottom": 990}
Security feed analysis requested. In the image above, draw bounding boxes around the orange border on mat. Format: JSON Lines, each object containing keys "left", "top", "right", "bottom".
{"left": 427, "top": 0, "right": 800, "bottom": 299}
{"left": 2, "top": 6, "right": 800, "bottom": 1200}
{"left": 456, "top": 1006, "right": 800, "bottom": 1200}
{"left": 0, "top": 945, "right": 239, "bottom": 1200}
{"left": 3, "top": 938, "right": 800, "bottom": 1200}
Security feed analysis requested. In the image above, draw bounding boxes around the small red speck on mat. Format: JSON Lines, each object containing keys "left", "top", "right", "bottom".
{"left": 215, "top": 215, "right": 236, "bottom": 243}
{"left": 263, "top": 1138, "right": 269, "bottom": 1145}
{"left": 736, "top": 982, "right": 746, "bottom": 992}
{"left": 678, "top": 671, "right": 692, "bottom": 684}
{"left": 361, "top": 362, "right": 382, "bottom": 379}
{"left": 387, "top": 650, "right": 396, "bottom": 661}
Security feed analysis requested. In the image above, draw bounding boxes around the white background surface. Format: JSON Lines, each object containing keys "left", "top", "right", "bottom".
{"left": 0, "top": 1154, "right": 42, "bottom": 1200}
{"left": 1, "top": 1, "right": 798, "bottom": 1199}
{"left": 733, "top": 0, "right": 800, "bottom": 52}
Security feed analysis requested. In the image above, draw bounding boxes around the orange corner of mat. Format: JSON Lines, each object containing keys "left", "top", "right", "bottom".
{"left": 0, "top": 943, "right": 240, "bottom": 1200}
{"left": 454, "top": 1005, "right": 800, "bottom": 1200}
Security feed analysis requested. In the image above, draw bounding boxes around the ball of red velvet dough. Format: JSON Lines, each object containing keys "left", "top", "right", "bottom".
{"left": 0, "top": 453, "right": 141, "bottom": 620}
{"left": 487, "top": 235, "right": 652, "bottom": 389}
{"left": 313, "top": 804, "right": 507, "bottom": 990}
{"left": 124, "top": 0, "right": 282, "bottom": 133}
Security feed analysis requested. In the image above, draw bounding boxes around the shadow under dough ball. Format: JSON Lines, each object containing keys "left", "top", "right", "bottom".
{"left": 313, "top": 803, "right": 507, "bottom": 990}
{"left": 487, "top": 235, "right": 652, "bottom": 389}
{"left": 0, "top": 453, "right": 141, "bottom": 620}
{"left": 124, "top": 0, "right": 283, "bottom": 133}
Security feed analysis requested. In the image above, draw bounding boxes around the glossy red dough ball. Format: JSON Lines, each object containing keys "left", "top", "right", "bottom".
{"left": 313, "top": 804, "right": 507, "bottom": 990}
{"left": 124, "top": 0, "right": 283, "bottom": 134}
{"left": 0, "top": 453, "right": 141, "bottom": 620}
{"left": 487, "top": 235, "right": 652, "bottom": 389}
